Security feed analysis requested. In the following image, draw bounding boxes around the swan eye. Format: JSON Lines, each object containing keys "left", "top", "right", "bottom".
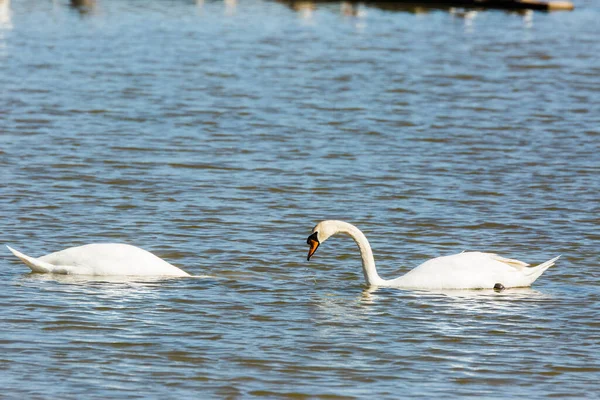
{"left": 306, "top": 231, "right": 319, "bottom": 245}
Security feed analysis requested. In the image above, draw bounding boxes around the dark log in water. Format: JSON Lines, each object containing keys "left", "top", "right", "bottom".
{"left": 386, "top": 0, "right": 575, "bottom": 10}
{"left": 296, "top": 0, "right": 574, "bottom": 11}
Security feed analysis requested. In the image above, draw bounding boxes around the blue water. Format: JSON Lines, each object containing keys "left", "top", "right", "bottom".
{"left": 1, "top": 0, "right": 599, "bottom": 398}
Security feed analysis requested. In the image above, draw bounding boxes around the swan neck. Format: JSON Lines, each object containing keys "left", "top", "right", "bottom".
{"left": 338, "top": 223, "right": 385, "bottom": 286}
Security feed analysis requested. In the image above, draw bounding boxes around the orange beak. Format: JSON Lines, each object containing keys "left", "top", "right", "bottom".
{"left": 306, "top": 232, "right": 320, "bottom": 261}
{"left": 307, "top": 239, "right": 319, "bottom": 261}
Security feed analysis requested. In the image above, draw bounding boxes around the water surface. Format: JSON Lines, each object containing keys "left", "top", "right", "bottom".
{"left": 1, "top": 0, "right": 599, "bottom": 398}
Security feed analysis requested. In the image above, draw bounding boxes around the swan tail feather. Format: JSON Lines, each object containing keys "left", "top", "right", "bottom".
{"left": 6, "top": 246, "right": 54, "bottom": 273}
{"left": 525, "top": 255, "right": 560, "bottom": 277}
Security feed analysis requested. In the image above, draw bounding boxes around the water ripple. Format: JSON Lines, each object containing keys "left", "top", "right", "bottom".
{"left": 1, "top": 0, "right": 599, "bottom": 398}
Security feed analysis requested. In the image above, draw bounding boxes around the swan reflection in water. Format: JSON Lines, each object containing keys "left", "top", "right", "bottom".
{"left": 195, "top": 0, "right": 238, "bottom": 15}
{"left": 19, "top": 272, "right": 217, "bottom": 290}
{"left": 360, "top": 285, "right": 550, "bottom": 306}
{"left": 0, "top": 0, "right": 11, "bottom": 30}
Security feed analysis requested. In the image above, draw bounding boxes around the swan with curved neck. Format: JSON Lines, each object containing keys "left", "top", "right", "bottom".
{"left": 7, "top": 244, "right": 190, "bottom": 277}
{"left": 306, "top": 220, "right": 559, "bottom": 289}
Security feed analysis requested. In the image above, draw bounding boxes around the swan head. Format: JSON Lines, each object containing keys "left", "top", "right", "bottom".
{"left": 306, "top": 220, "right": 340, "bottom": 261}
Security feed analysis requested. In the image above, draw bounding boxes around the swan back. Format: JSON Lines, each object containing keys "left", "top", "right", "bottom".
{"left": 10, "top": 244, "right": 190, "bottom": 277}
{"left": 392, "top": 252, "right": 558, "bottom": 289}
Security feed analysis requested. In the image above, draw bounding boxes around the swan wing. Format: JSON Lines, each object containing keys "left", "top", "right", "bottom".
{"left": 490, "top": 254, "right": 529, "bottom": 269}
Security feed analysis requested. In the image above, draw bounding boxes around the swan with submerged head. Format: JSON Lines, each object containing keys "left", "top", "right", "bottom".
{"left": 6, "top": 244, "right": 190, "bottom": 277}
{"left": 306, "top": 220, "right": 559, "bottom": 290}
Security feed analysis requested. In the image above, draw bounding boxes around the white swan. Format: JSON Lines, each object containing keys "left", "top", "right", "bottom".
{"left": 6, "top": 244, "right": 190, "bottom": 277}
{"left": 306, "top": 220, "right": 559, "bottom": 290}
